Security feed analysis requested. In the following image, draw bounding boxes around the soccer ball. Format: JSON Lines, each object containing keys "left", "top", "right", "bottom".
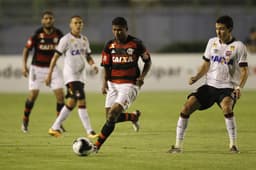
{"left": 72, "top": 137, "right": 93, "bottom": 156}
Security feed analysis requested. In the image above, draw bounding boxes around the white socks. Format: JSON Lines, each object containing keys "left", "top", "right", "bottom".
{"left": 78, "top": 108, "right": 93, "bottom": 134}
{"left": 52, "top": 106, "right": 71, "bottom": 130}
{"left": 175, "top": 116, "right": 189, "bottom": 148}
{"left": 225, "top": 116, "right": 237, "bottom": 147}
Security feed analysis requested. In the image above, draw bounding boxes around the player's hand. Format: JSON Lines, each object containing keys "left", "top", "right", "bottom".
{"left": 22, "top": 66, "right": 29, "bottom": 77}
{"left": 189, "top": 76, "right": 198, "bottom": 85}
{"left": 45, "top": 75, "right": 52, "bottom": 87}
{"left": 92, "top": 65, "right": 99, "bottom": 74}
{"left": 102, "top": 81, "right": 108, "bottom": 95}
{"left": 233, "top": 87, "right": 241, "bottom": 100}
{"left": 136, "top": 76, "right": 144, "bottom": 88}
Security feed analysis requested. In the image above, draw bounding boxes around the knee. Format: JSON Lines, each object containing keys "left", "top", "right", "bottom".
{"left": 222, "top": 105, "right": 232, "bottom": 114}
{"left": 107, "top": 105, "right": 122, "bottom": 123}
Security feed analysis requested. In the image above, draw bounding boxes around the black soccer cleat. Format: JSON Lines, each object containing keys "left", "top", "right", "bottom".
{"left": 230, "top": 145, "right": 239, "bottom": 153}
{"left": 21, "top": 118, "right": 29, "bottom": 133}
{"left": 167, "top": 145, "right": 182, "bottom": 153}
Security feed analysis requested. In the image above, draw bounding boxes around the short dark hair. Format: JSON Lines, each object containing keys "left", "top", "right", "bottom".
{"left": 112, "top": 17, "right": 128, "bottom": 29}
{"left": 42, "top": 10, "right": 54, "bottom": 18}
{"left": 216, "top": 15, "right": 233, "bottom": 31}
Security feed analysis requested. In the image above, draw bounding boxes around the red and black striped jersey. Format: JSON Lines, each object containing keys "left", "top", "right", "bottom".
{"left": 25, "top": 27, "right": 63, "bottom": 67}
{"left": 101, "top": 35, "right": 150, "bottom": 84}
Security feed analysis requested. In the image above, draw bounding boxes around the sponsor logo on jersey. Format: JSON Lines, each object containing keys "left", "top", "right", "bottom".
{"left": 111, "top": 49, "right": 116, "bottom": 54}
{"left": 40, "top": 39, "right": 45, "bottom": 43}
{"left": 211, "top": 55, "right": 233, "bottom": 65}
{"left": 103, "top": 55, "right": 108, "bottom": 63}
{"left": 39, "top": 44, "right": 56, "bottom": 50}
{"left": 112, "top": 55, "right": 134, "bottom": 63}
{"left": 71, "top": 49, "right": 81, "bottom": 55}
{"left": 70, "top": 49, "right": 85, "bottom": 56}
{"left": 27, "top": 39, "right": 32, "bottom": 46}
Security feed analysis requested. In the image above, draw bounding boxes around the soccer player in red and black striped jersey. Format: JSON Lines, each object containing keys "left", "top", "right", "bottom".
{"left": 93, "top": 17, "right": 151, "bottom": 152}
{"left": 21, "top": 11, "right": 65, "bottom": 133}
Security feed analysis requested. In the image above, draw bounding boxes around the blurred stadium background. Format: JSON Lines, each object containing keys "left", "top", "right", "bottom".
{"left": 0, "top": 0, "right": 256, "bottom": 92}
{"left": 0, "top": 0, "right": 256, "bottom": 54}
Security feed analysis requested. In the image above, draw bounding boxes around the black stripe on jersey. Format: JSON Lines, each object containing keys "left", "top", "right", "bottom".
{"left": 32, "top": 61, "right": 51, "bottom": 67}
{"left": 202, "top": 56, "right": 210, "bottom": 62}
{"left": 112, "top": 62, "right": 138, "bottom": 70}
{"left": 239, "top": 62, "right": 248, "bottom": 67}
{"left": 111, "top": 76, "right": 137, "bottom": 80}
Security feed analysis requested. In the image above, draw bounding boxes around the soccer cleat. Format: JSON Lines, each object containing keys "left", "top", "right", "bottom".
{"left": 21, "top": 119, "right": 29, "bottom": 133}
{"left": 91, "top": 144, "right": 99, "bottom": 154}
{"left": 167, "top": 145, "right": 182, "bottom": 153}
{"left": 87, "top": 131, "right": 99, "bottom": 139}
{"left": 60, "top": 125, "right": 66, "bottom": 133}
{"left": 48, "top": 128, "right": 62, "bottom": 137}
{"left": 132, "top": 110, "right": 141, "bottom": 132}
{"left": 230, "top": 145, "right": 239, "bottom": 153}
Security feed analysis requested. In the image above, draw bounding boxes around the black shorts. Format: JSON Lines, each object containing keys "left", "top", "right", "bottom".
{"left": 188, "top": 85, "right": 236, "bottom": 110}
{"left": 65, "top": 81, "right": 85, "bottom": 100}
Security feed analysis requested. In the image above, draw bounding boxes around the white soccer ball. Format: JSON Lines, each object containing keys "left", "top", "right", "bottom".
{"left": 72, "top": 137, "right": 93, "bottom": 156}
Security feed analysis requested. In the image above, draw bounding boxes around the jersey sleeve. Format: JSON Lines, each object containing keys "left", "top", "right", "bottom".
{"left": 25, "top": 35, "right": 35, "bottom": 50}
{"left": 84, "top": 37, "right": 92, "bottom": 55}
{"left": 55, "top": 35, "right": 68, "bottom": 55}
{"left": 137, "top": 40, "right": 151, "bottom": 62}
{"left": 237, "top": 42, "right": 248, "bottom": 67}
{"left": 101, "top": 41, "right": 112, "bottom": 67}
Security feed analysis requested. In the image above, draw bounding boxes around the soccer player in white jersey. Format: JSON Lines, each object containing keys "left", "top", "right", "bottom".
{"left": 168, "top": 15, "right": 248, "bottom": 153}
{"left": 45, "top": 15, "right": 99, "bottom": 138}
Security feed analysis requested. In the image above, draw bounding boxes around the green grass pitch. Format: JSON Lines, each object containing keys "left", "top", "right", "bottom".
{"left": 0, "top": 91, "right": 256, "bottom": 170}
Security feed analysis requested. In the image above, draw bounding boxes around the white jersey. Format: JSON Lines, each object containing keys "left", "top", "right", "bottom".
{"left": 56, "top": 33, "right": 92, "bottom": 84}
{"left": 203, "top": 37, "right": 248, "bottom": 88}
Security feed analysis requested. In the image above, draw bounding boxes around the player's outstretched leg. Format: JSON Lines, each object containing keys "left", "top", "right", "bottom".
{"left": 94, "top": 121, "right": 116, "bottom": 151}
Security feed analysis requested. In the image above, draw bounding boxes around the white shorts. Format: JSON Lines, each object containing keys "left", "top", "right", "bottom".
{"left": 105, "top": 81, "right": 139, "bottom": 110}
{"left": 28, "top": 65, "right": 64, "bottom": 90}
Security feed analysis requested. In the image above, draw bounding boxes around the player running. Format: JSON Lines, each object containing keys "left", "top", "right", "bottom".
{"left": 167, "top": 15, "right": 248, "bottom": 154}
{"left": 92, "top": 17, "right": 151, "bottom": 152}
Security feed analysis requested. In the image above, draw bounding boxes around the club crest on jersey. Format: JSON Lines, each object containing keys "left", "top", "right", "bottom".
{"left": 230, "top": 45, "right": 235, "bottom": 51}
{"left": 126, "top": 48, "right": 134, "bottom": 55}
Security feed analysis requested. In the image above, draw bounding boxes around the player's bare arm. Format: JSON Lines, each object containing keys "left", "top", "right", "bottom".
{"left": 45, "top": 52, "right": 60, "bottom": 86}
{"left": 189, "top": 60, "right": 210, "bottom": 85}
{"left": 86, "top": 54, "right": 98, "bottom": 74}
{"left": 234, "top": 66, "right": 248, "bottom": 99}
{"left": 136, "top": 52, "right": 151, "bottom": 87}
{"left": 22, "top": 47, "right": 30, "bottom": 77}
{"left": 101, "top": 68, "right": 111, "bottom": 95}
